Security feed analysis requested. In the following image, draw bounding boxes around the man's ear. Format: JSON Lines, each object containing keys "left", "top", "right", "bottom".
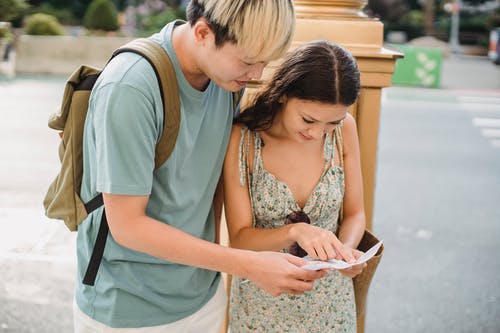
{"left": 193, "top": 18, "right": 214, "bottom": 45}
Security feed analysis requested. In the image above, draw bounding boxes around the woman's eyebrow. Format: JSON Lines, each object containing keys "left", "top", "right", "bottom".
{"left": 303, "top": 114, "right": 346, "bottom": 123}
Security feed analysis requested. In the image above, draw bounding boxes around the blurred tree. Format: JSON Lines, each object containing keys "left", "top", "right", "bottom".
{"left": 0, "top": 0, "right": 29, "bottom": 22}
{"left": 486, "top": 7, "right": 500, "bottom": 29}
{"left": 24, "top": 12, "right": 65, "bottom": 35}
{"left": 83, "top": 0, "right": 119, "bottom": 31}
{"left": 125, "top": 0, "right": 185, "bottom": 37}
{"left": 424, "top": 0, "right": 436, "bottom": 35}
{"left": 365, "top": 0, "right": 410, "bottom": 21}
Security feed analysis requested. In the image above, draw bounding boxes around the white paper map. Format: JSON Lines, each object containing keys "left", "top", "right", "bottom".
{"left": 301, "top": 241, "right": 383, "bottom": 270}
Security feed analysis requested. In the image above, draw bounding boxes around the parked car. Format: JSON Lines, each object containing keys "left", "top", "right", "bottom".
{"left": 489, "top": 28, "right": 500, "bottom": 65}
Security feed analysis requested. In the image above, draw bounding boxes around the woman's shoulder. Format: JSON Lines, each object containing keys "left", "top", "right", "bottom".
{"left": 338, "top": 113, "right": 358, "bottom": 140}
{"left": 342, "top": 112, "right": 356, "bottom": 131}
{"left": 338, "top": 112, "right": 360, "bottom": 156}
{"left": 229, "top": 123, "right": 247, "bottom": 143}
{"left": 231, "top": 123, "right": 246, "bottom": 133}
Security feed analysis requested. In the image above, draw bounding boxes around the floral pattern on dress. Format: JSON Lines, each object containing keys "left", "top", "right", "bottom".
{"left": 229, "top": 127, "right": 356, "bottom": 333}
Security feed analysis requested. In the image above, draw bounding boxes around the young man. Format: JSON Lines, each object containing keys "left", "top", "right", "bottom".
{"left": 74, "top": 1, "right": 331, "bottom": 331}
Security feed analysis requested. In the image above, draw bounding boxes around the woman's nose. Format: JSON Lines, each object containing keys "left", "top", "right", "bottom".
{"left": 308, "top": 125, "right": 325, "bottom": 139}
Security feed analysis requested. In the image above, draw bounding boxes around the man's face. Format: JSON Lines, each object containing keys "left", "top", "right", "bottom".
{"left": 200, "top": 40, "right": 268, "bottom": 92}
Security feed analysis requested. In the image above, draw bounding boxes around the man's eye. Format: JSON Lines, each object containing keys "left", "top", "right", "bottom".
{"left": 302, "top": 117, "right": 314, "bottom": 124}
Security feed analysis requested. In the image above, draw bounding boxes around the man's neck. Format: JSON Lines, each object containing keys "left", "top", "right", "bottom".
{"left": 172, "top": 23, "right": 211, "bottom": 91}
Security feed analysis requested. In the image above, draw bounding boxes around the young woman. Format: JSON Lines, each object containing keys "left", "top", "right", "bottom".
{"left": 223, "top": 40, "right": 367, "bottom": 332}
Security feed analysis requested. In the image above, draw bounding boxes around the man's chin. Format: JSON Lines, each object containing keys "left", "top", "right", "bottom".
{"left": 214, "top": 80, "right": 247, "bottom": 92}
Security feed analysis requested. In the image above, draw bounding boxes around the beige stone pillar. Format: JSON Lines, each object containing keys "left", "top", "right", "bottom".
{"left": 236, "top": 2, "right": 402, "bottom": 332}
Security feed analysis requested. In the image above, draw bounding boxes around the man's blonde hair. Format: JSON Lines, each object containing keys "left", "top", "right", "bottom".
{"left": 186, "top": 0, "right": 295, "bottom": 61}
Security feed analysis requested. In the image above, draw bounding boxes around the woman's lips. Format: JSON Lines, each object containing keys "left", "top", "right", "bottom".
{"left": 300, "top": 132, "right": 313, "bottom": 140}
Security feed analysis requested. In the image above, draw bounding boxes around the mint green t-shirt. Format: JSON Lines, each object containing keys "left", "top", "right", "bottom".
{"left": 76, "top": 21, "right": 233, "bottom": 328}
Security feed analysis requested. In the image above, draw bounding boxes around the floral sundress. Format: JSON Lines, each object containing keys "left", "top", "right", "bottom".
{"left": 229, "top": 127, "right": 356, "bottom": 333}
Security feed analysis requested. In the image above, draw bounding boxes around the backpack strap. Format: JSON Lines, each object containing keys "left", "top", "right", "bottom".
{"left": 113, "top": 38, "right": 181, "bottom": 170}
{"left": 82, "top": 39, "right": 180, "bottom": 286}
{"left": 82, "top": 193, "right": 107, "bottom": 286}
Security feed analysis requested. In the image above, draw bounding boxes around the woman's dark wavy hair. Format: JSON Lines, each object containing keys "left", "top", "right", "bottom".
{"left": 236, "top": 40, "right": 360, "bottom": 131}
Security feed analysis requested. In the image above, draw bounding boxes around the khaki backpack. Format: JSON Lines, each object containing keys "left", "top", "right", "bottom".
{"left": 43, "top": 38, "right": 242, "bottom": 285}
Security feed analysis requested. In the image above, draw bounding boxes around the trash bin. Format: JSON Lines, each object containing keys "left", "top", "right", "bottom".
{"left": 390, "top": 44, "right": 443, "bottom": 88}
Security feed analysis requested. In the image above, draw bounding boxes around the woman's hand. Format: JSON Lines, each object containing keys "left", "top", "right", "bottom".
{"left": 289, "top": 223, "right": 355, "bottom": 263}
{"left": 338, "top": 248, "right": 366, "bottom": 278}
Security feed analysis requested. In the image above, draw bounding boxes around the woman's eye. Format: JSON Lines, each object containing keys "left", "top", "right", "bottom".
{"left": 302, "top": 117, "right": 314, "bottom": 124}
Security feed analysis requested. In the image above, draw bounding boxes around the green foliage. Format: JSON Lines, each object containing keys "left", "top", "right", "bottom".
{"left": 0, "top": 24, "right": 14, "bottom": 42}
{"left": 27, "top": 4, "right": 77, "bottom": 25}
{"left": 383, "top": 10, "right": 425, "bottom": 40}
{"left": 37, "top": 0, "right": 93, "bottom": 23}
{"left": 460, "top": 13, "right": 489, "bottom": 32}
{"left": 0, "top": 0, "right": 29, "bottom": 22}
{"left": 83, "top": 0, "right": 119, "bottom": 31}
{"left": 486, "top": 8, "right": 500, "bottom": 29}
{"left": 137, "top": 6, "right": 185, "bottom": 37}
{"left": 404, "top": 10, "right": 424, "bottom": 27}
{"left": 365, "top": 0, "right": 410, "bottom": 22}
{"left": 24, "top": 13, "right": 65, "bottom": 35}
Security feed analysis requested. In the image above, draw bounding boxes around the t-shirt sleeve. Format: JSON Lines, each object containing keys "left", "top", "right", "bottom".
{"left": 91, "top": 82, "right": 159, "bottom": 195}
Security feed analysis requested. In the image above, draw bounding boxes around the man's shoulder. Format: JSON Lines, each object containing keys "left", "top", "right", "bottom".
{"left": 96, "top": 52, "right": 157, "bottom": 91}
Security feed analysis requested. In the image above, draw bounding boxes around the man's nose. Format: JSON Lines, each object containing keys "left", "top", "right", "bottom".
{"left": 247, "top": 62, "right": 266, "bottom": 80}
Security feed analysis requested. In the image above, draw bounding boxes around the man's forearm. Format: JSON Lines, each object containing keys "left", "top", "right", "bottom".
{"left": 213, "top": 177, "right": 224, "bottom": 244}
{"left": 110, "top": 214, "right": 254, "bottom": 278}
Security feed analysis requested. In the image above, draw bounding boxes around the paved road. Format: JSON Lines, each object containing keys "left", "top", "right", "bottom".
{"left": 366, "top": 86, "right": 500, "bottom": 333}
{"left": 0, "top": 55, "right": 499, "bottom": 332}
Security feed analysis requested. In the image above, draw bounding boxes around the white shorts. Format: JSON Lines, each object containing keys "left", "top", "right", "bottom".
{"left": 73, "top": 280, "right": 226, "bottom": 333}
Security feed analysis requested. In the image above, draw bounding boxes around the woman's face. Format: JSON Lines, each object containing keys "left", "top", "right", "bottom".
{"left": 279, "top": 97, "right": 348, "bottom": 143}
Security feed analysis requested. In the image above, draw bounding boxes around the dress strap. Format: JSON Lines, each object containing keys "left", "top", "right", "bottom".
{"left": 238, "top": 127, "right": 251, "bottom": 186}
{"left": 334, "top": 125, "right": 345, "bottom": 224}
{"left": 238, "top": 126, "right": 262, "bottom": 180}
{"left": 252, "top": 131, "right": 264, "bottom": 172}
{"left": 334, "top": 126, "right": 344, "bottom": 169}
{"left": 237, "top": 126, "right": 257, "bottom": 226}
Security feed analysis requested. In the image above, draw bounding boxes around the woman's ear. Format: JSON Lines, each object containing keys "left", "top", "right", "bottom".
{"left": 278, "top": 95, "right": 287, "bottom": 104}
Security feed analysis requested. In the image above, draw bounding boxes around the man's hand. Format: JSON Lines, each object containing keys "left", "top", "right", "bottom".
{"left": 243, "top": 251, "right": 327, "bottom": 296}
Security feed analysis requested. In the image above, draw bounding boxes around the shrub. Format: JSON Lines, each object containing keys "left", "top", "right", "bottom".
{"left": 0, "top": 0, "right": 29, "bottom": 22}
{"left": 83, "top": 0, "right": 119, "bottom": 32}
{"left": 0, "top": 24, "right": 14, "bottom": 43}
{"left": 24, "top": 13, "right": 65, "bottom": 36}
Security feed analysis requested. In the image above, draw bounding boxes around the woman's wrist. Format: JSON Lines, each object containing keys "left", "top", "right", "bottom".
{"left": 286, "top": 222, "right": 303, "bottom": 244}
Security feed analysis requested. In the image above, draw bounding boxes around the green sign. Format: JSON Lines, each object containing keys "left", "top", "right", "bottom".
{"left": 391, "top": 45, "right": 443, "bottom": 88}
